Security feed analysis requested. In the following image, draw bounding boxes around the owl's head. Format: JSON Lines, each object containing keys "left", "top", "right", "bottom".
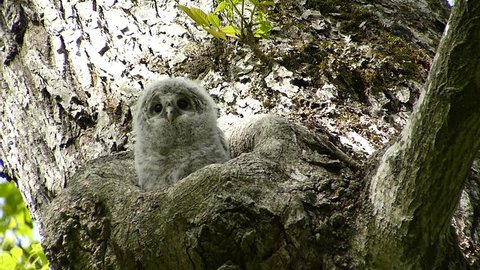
{"left": 134, "top": 78, "right": 218, "bottom": 135}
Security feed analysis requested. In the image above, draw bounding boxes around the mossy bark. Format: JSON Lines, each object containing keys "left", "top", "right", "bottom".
{"left": 367, "top": 1, "right": 480, "bottom": 268}
{"left": 43, "top": 116, "right": 361, "bottom": 269}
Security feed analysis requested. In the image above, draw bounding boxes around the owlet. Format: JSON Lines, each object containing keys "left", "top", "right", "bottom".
{"left": 133, "top": 78, "right": 230, "bottom": 190}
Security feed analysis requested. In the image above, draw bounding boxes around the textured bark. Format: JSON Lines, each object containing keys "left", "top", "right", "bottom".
{"left": 2, "top": 0, "right": 479, "bottom": 269}
{"left": 367, "top": 1, "right": 480, "bottom": 268}
{"left": 43, "top": 115, "right": 361, "bottom": 269}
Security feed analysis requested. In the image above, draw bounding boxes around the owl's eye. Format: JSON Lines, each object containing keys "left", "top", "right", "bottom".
{"left": 153, "top": 103, "right": 163, "bottom": 113}
{"left": 177, "top": 98, "right": 189, "bottom": 110}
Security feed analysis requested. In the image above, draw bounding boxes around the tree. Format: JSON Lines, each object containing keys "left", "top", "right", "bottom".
{"left": 0, "top": 0, "right": 478, "bottom": 268}
{"left": 366, "top": 1, "right": 480, "bottom": 268}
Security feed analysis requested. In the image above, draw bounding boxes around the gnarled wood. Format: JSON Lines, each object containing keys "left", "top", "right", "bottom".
{"left": 43, "top": 115, "right": 360, "bottom": 269}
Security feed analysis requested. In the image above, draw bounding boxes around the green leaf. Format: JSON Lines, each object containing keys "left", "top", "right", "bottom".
{"left": 254, "top": 9, "right": 267, "bottom": 21}
{"left": 177, "top": 4, "right": 194, "bottom": 19}
{"left": 205, "top": 27, "right": 227, "bottom": 40}
{"left": 177, "top": 4, "right": 209, "bottom": 26}
{"left": 190, "top": 7, "right": 210, "bottom": 25}
{"left": 0, "top": 181, "right": 14, "bottom": 197}
{"left": 214, "top": 1, "right": 229, "bottom": 13}
{"left": 10, "top": 246, "right": 22, "bottom": 261}
{"left": 207, "top": 13, "right": 221, "bottom": 28}
{"left": 259, "top": 0, "right": 275, "bottom": 6}
{"left": 0, "top": 252, "right": 16, "bottom": 269}
{"left": 28, "top": 243, "right": 49, "bottom": 269}
{"left": 30, "top": 243, "right": 43, "bottom": 254}
{"left": 255, "top": 20, "right": 272, "bottom": 38}
{"left": 221, "top": 25, "right": 240, "bottom": 38}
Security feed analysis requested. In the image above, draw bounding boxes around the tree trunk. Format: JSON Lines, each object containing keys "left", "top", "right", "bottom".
{"left": 2, "top": 0, "right": 479, "bottom": 268}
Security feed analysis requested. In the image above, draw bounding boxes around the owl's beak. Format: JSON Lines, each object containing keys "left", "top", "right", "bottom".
{"left": 166, "top": 106, "right": 176, "bottom": 123}
{"left": 167, "top": 112, "right": 174, "bottom": 123}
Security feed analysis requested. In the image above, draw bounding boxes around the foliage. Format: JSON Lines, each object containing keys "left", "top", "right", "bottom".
{"left": 0, "top": 182, "right": 49, "bottom": 270}
{"left": 177, "top": 0, "right": 274, "bottom": 41}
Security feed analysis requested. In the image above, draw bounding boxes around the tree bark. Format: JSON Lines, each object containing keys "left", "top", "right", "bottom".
{"left": 42, "top": 115, "right": 362, "bottom": 269}
{"left": 3, "top": 0, "right": 479, "bottom": 269}
{"left": 367, "top": 1, "right": 480, "bottom": 268}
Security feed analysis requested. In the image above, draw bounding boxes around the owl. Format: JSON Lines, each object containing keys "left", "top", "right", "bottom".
{"left": 133, "top": 78, "right": 230, "bottom": 190}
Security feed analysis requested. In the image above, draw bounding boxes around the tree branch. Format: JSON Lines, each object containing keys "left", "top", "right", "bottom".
{"left": 41, "top": 116, "right": 361, "bottom": 269}
{"left": 367, "top": 1, "right": 480, "bottom": 268}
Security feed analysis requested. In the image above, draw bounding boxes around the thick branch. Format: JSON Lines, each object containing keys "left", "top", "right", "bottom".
{"left": 41, "top": 116, "right": 361, "bottom": 269}
{"left": 368, "top": 1, "right": 480, "bottom": 268}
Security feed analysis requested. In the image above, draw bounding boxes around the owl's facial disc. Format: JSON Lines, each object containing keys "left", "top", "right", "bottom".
{"left": 148, "top": 93, "right": 195, "bottom": 124}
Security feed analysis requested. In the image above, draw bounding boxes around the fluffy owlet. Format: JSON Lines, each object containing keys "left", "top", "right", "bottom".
{"left": 133, "top": 78, "right": 230, "bottom": 190}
